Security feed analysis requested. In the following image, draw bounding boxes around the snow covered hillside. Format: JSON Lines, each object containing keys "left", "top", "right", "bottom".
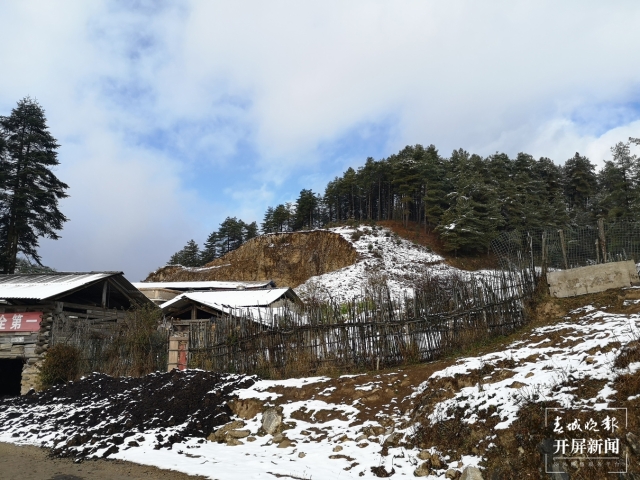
{"left": 2, "top": 287, "right": 639, "bottom": 479}
{"left": 295, "top": 225, "right": 446, "bottom": 302}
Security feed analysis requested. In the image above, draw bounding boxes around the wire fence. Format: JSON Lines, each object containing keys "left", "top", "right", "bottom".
{"left": 491, "top": 220, "right": 640, "bottom": 272}
{"left": 187, "top": 267, "right": 536, "bottom": 377}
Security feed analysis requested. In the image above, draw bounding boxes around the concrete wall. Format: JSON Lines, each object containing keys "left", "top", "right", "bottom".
{"left": 547, "top": 260, "right": 640, "bottom": 298}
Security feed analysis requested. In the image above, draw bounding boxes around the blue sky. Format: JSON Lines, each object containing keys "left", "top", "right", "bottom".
{"left": 1, "top": 1, "right": 640, "bottom": 281}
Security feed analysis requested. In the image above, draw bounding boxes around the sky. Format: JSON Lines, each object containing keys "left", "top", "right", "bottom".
{"left": 1, "top": 1, "right": 640, "bottom": 281}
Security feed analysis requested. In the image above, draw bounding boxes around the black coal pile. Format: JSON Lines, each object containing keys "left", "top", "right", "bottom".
{"left": 0, "top": 370, "right": 256, "bottom": 459}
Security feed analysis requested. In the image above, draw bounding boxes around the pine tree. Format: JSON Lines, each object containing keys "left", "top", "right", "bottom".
{"left": 563, "top": 152, "right": 597, "bottom": 223}
{"left": 437, "top": 153, "right": 502, "bottom": 254}
{"left": 421, "top": 145, "right": 449, "bottom": 228}
{"left": 199, "top": 230, "right": 219, "bottom": 264}
{"left": 261, "top": 206, "right": 276, "bottom": 233}
{"left": 217, "top": 217, "right": 245, "bottom": 255}
{"left": 272, "top": 204, "right": 292, "bottom": 232}
{"left": 293, "top": 189, "right": 318, "bottom": 230}
{"left": 243, "top": 221, "right": 258, "bottom": 240}
{"left": 168, "top": 239, "right": 200, "bottom": 267}
{"left": 534, "top": 157, "right": 568, "bottom": 227}
{"left": 390, "top": 146, "right": 421, "bottom": 227}
{"left": 596, "top": 142, "right": 639, "bottom": 219}
{"left": 0, "top": 97, "right": 69, "bottom": 273}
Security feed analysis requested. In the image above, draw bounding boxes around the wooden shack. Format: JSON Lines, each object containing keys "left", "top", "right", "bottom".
{"left": 160, "top": 287, "right": 300, "bottom": 321}
{"left": 0, "top": 272, "right": 154, "bottom": 395}
{"left": 159, "top": 287, "right": 300, "bottom": 371}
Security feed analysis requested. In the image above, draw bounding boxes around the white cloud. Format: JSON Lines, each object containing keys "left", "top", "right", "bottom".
{"left": 176, "top": 1, "right": 640, "bottom": 163}
{"left": 2, "top": 1, "right": 640, "bottom": 279}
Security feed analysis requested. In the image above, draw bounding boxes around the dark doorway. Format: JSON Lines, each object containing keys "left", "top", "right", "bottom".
{"left": 0, "top": 358, "right": 24, "bottom": 396}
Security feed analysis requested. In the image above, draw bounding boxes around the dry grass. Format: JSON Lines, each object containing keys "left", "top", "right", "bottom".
{"left": 377, "top": 220, "right": 501, "bottom": 271}
{"left": 614, "top": 340, "right": 640, "bottom": 369}
{"left": 409, "top": 287, "right": 640, "bottom": 479}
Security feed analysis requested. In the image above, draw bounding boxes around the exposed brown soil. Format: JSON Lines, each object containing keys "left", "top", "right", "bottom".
{"left": 254, "top": 358, "right": 457, "bottom": 429}
{"left": 145, "top": 220, "right": 502, "bottom": 291}
{"left": 145, "top": 230, "right": 357, "bottom": 288}
{"left": 0, "top": 442, "right": 206, "bottom": 480}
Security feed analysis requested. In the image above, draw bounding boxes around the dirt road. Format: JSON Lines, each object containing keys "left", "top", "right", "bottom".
{"left": 0, "top": 442, "right": 207, "bottom": 480}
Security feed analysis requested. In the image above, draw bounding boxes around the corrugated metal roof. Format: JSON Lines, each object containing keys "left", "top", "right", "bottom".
{"left": 0, "top": 272, "right": 118, "bottom": 300}
{"left": 161, "top": 288, "right": 294, "bottom": 311}
{"left": 133, "top": 280, "right": 275, "bottom": 291}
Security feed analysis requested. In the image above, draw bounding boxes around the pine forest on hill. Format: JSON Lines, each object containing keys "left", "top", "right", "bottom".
{"left": 168, "top": 138, "right": 640, "bottom": 267}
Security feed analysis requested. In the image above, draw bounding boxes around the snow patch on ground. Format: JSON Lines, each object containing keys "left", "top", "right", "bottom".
{"left": 420, "top": 308, "right": 639, "bottom": 431}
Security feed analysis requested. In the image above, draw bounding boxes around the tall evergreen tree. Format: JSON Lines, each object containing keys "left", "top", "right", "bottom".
{"left": 244, "top": 221, "right": 259, "bottom": 241}
{"left": 437, "top": 152, "right": 502, "bottom": 253}
{"left": 217, "top": 217, "right": 245, "bottom": 255}
{"left": 534, "top": 157, "right": 568, "bottom": 227}
{"left": 421, "top": 145, "right": 449, "bottom": 228}
{"left": 596, "top": 142, "right": 639, "bottom": 219}
{"left": 0, "top": 97, "right": 69, "bottom": 273}
{"left": 293, "top": 189, "right": 318, "bottom": 230}
{"left": 199, "top": 230, "right": 220, "bottom": 264}
{"left": 563, "top": 152, "right": 597, "bottom": 223}
{"left": 168, "top": 239, "right": 200, "bottom": 267}
{"left": 261, "top": 206, "right": 276, "bottom": 233}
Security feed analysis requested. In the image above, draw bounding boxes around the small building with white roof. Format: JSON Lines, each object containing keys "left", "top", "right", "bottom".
{"left": 160, "top": 287, "right": 300, "bottom": 322}
{"left": 132, "top": 280, "right": 277, "bottom": 305}
{"left": 159, "top": 286, "right": 301, "bottom": 371}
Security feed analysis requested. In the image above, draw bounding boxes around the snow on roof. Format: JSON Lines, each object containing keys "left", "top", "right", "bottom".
{"left": 133, "top": 280, "right": 275, "bottom": 291}
{"left": 0, "top": 272, "right": 119, "bottom": 300}
{"left": 161, "top": 288, "right": 295, "bottom": 311}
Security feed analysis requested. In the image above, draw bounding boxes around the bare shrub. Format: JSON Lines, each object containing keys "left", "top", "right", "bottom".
{"left": 104, "top": 305, "right": 168, "bottom": 377}
{"left": 351, "top": 230, "right": 364, "bottom": 242}
{"left": 37, "top": 344, "right": 83, "bottom": 390}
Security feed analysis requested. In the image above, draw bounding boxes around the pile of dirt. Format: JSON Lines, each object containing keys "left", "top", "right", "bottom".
{"left": 0, "top": 370, "right": 255, "bottom": 459}
{"left": 146, "top": 230, "right": 357, "bottom": 288}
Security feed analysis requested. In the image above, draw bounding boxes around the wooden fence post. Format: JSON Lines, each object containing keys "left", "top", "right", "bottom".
{"left": 598, "top": 217, "right": 607, "bottom": 263}
{"left": 558, "top": 229, "right": 569, "bottom": 269}
{"left": 541, "top": 231, "right": 548, "bottom": 279}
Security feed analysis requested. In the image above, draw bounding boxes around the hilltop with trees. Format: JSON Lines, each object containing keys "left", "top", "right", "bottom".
{"left": 167, "top": 139, "right": 639, "bottom": 265}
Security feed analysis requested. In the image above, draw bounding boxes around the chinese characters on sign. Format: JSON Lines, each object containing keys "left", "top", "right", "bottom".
{"left": 546, "top": 408, "right": 627, "bottom": 475}
{"left": 0, "top": 312, "right": 42, "bottom": 332}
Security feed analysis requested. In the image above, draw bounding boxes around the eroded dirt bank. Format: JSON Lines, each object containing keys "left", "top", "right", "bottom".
{"left": 145, "top": 230, "right": 357, "bottom": 287}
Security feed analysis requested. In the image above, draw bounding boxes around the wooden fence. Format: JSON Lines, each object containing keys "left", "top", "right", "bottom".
{"left": 188, "top": 267, "right": 536, "bottom": 377}
{"left": 51, "top": 306, "right": 168, "bottom": 376}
